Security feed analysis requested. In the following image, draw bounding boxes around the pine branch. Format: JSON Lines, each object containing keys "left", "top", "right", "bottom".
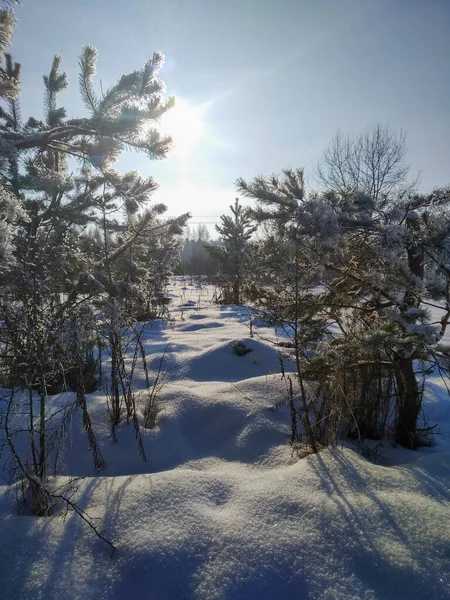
{"left": 97, "top": 71, "right": 140, "bottom": 116}
{"left": 0, "top": 8, "right": 14, "bottom": 58}
{"left": 43, "top": 55, "right": 68, "bottom": 126}
{"left": 78, "top": 45, "right": 99, "bottom": 115}
{"left": 7, "top": 95, "right": 20, "bottom": 128}
{"left": 0, "top": 11, "right": 18, "bottom": 99}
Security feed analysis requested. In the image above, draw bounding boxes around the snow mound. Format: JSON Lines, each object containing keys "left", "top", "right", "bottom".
{"left": 185, "top": 337, "right": 288, "bottom": 382}
{"left": 1, "top": 279, "right": 450, "bottom": 600}
{"left": 1, "top": 449, "right": 449, "bottom": 600}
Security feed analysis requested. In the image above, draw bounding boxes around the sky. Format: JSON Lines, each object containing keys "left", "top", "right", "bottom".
{"left": 9, "top": 0, "right": 450, "bottom": 231}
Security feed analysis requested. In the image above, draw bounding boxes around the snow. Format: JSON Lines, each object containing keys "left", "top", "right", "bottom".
{"left": 1, "top": 276, "right": 450, "bottom": 600}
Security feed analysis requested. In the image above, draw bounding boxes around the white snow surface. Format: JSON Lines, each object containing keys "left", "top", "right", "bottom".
{"left": 1, "top": 277, "right": 450, "bottom": 600}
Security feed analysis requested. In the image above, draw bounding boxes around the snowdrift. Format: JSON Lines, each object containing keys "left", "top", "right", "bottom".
{"left": 1, "top": 278, "right": 449, "bottom": 600}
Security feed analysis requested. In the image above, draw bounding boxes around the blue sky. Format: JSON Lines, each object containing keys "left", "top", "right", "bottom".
{"left": 10, "top": 0, "right": 450, "bottom": 228}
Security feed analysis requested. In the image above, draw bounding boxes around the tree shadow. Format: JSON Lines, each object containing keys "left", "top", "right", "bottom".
{"left": 218, "top": 305, "right": 252, "bottom": 323}
{"left": 308, "top": 450, "right": 450, "bottom": 599}
{"left": 405, "top": 452, "right": 450, "bottom": 504}
{"left": 0, "top": 476, "right": 116, "bottom": 599}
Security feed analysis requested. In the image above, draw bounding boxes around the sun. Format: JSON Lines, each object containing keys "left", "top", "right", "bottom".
{"left": 160, "top": 97, "right": 204, "bottom": 163}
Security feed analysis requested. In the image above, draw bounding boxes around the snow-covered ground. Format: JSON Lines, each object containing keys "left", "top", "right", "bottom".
{"left": 1, "top": 276, "right": 449, "bottom": 600}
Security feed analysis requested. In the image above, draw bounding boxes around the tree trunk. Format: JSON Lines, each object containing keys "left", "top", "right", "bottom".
{"left": 395, "top": 232, "right": 423, "bottom": 450}
{"left": 233, "top": 251, "right": 241, "bottom": 305}
{"left": 38, "top": 369, "right": 47, "bottom": 481}
{"left": 233, "top": 276, "right": 240, "bottom": 305}
{"left": 395, "top": 358, "right": 421, "bottom": 449}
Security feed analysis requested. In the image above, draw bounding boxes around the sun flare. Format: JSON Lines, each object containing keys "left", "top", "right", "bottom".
{"left": 160, "top": 97, "right": 204, "bottom": 161}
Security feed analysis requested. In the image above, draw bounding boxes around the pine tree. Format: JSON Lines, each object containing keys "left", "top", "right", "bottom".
{"left": 0, "top": 7, "right": 188, "bottom": 508}
{"left": 237, "top": 167, "right": 450, "bottom": 450}
{"left": 207, "top": 198, "right": 256, "bottom": 304}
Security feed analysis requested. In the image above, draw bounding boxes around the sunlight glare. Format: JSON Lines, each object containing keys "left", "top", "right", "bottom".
{"left": 160, "top": 97, "right": 204, "bottom": 163}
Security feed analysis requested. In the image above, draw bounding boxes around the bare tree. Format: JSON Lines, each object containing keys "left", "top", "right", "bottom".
{"left": 317, "top": 124, "right": 417, "bottom": 202}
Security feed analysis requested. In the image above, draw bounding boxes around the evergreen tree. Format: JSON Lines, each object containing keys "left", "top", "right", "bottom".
{"left": 0, "top": 6, "right": 188, "bottom": 508}
{"left": 207, "top": 198, "right": 256, "bottom": 304}
{"left": 237, "top": 167, "right": 450, "bottom": 450}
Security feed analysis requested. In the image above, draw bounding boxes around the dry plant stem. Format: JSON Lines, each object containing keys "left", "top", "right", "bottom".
{"left": 27, "top": 377, "right": 39, "bottom": 477}
{"left": 78, "top": 385, "right": 106, "bottom": 471}
{"left": 105, "top": 322, "right": 147, "bottom": 461}
{"left": 4, "top": 386, "right": 27, "bottom": 480}
{"left": 31, "top": 476, "right": 117, "bottom": 555}
{"left": 136, "top": 326, "right": 150, "bottom": 388}
{"left": 38, "top": 365, "right": 47, "bottom": 481}
{"left": 54, "top": 490, "right": 116, "bottom": 556}
{"left": 287, "top": 376, "right": 298, "bottom": 444}
{"left": 293, "top": 231, "right": 318, "bottom": 454}
{"left": 118, "top": 331, "right": 147, "bottom": 461}
{"left": 144, "top": 344, "right": 168, "bottom": 429}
